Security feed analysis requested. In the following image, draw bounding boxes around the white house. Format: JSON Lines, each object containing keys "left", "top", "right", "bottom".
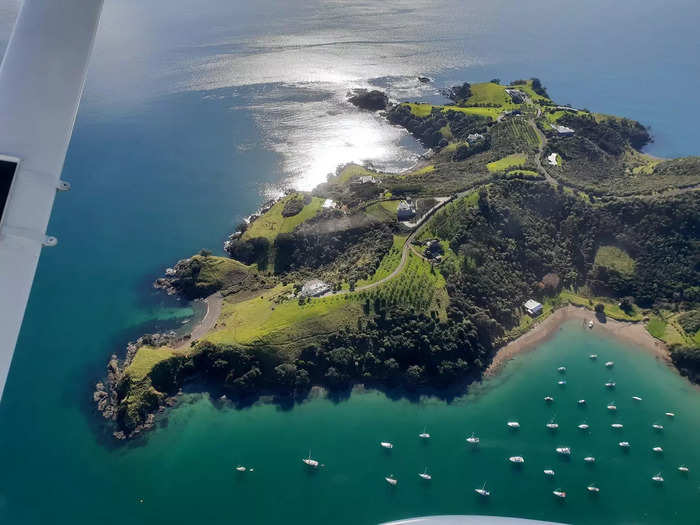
{"left": 524, "top": 299, "right": 543, "bottom": 316}
{"left": 300, "top": 279, "right": 331, "bottom": 298}
{"left": 552, "top": 124, "right": 575, "bottom": 137}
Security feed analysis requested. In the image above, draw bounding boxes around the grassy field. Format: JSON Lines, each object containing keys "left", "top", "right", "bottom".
{"left": 593, "top": 246, "right": 636, "bottom": 276}
{"left": 405, "top": 103, "right": 434, "bottom": 118}
{"left": 243, "top": 194, "right": 323, "bottom": 241}
{"left": 487, "top": 153, "right": 527, "bottom": 172}
{"left": 205, "top": 285, "right": 362, "bottom": 350}
{"left": 511, "top": 80, "right": 551, "bottom": 102}
{"left": 465, "top": 82, "right": 514, "bottom": 106}
{"left": 559, "top": 289, "right": 643, "bottom": 321}
{"left": 189, "top": 255, "right": 255, "bottom": 289}
{"left": 334, "top": 164, "right": 384, "bottom": 184}
{"left": 126, "top": 346, "right": 179, "bottom": 381}
{"left": 364, "top": 200, "right": 399, "bottom": 222}
{"left": 443, "top": 105, "right": 503, "bottom": 120}
{"left": 646, "top": 316, "right": 667, "bottom": 339}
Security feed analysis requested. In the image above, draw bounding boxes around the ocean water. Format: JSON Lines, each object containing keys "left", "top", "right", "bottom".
{"left": 0, "top": 1, "right": 699, "bottom": 523}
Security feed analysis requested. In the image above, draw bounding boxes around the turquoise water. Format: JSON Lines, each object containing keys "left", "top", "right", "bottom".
{"left": 0, "top": 1, "right": 699, "bottom": 523}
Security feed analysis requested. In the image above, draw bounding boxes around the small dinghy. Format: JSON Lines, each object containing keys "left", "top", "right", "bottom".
{"left": 587, "top": 484, "right": 600, "bottom": 493}
{"left": 589, "top": 354, "right": 598, "bottom": 360}
{"left": 385, "top": 475, "right": 398, "bottom": 486}
{"left": 619, "top": 441, "right": 630, "bottom": 448}
{"left": 578, "top": 423, "right": 590, "bottom": 430}
{"left": 235, "top": 466, "right": 246, "bottom": 472}
{"left": 544, "top": 469, "right": 555, "bottom": 476}
{"left": 557, "top": 380, "right": 567, "bottom": 386}
{"left": 557, "top": 366, "right": 566, "bottom": 374}
{"left": 553, "top": 489, "right": 566, "bottom": 499}
{"left": 632, "top": 396, "right": 642, "bottom": 401}
{"left": 607, "top": 403, "right": 617, "bottom": 411}
{"left": 584, "top": 456, "right": 596, "bottom": 463}
{"left": 652, "top": 424, "right": 663, "bottom": 430}
{"left": 507, "top": 421, "right": 520, "bottom": 429}
{"left": 611, "top": 423, "right": 623, "bottom": 429}
{"left": 544, "top": 396, "right": 554, "bottom": 403}
{"left": 474, "top": 482, "right": 490, "bottom": 497}
{"left": 605, "top": 381, "right": 616, "bottom": 388}
{"left": 652, "top": 446, "right": 663, "bottom": 453}
{"left": 665, "top": 412, "right": 675, "bottom": 417}
{"left": 578, "top": 399, "right": 586, "bottom": 405}
{"left": 556, "top": 447, "right": 571, "bottom": 456}
{"left": 380, "top": 442, "right": 393, "bottom": 449}
{"left": 605, "top": 361, "right": 614, "bottom": 368}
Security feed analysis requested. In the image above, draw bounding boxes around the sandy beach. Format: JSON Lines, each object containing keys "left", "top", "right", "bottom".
{"left": 484, "top": 305, "right": 670, "bottom": 377}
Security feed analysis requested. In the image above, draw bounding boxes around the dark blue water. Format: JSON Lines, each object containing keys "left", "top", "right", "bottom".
{"left": 0, "top": 1, "right": 698, "bottom": 523}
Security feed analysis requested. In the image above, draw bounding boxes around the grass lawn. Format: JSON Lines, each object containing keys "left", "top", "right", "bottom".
{"left": 487, "top": 153, "right": 527, "bottom": 172}
{"left": 646, "top": 316, "right": 667, "bottom": 339}
{"left": 442, "top": 105, "right": 502, "bottom": 120}
{"left": 243, "top": 194, "right": 323, "bottom": 242}
{"left": 593, "top": 246, "right": 636, "bottom": 276}
{"left": 511, "top": 80, "right": 551, "bottom": 103}
{"left": 126, "top": 346, "right": 179, "bottom": 381}
{"left": 334, "top": 164, "right": 384, "bottom": 184}
{"left": 410, "top": 165, "right": 436, "bottom": 176}
{"left": 189, "top": 255, "right": 254, "bottom": 289}
{"left": 364, "top": 200, "right": 399, "bottom": 222}
{"left": 505, "top": 169, "right": 541, "bottom": 178}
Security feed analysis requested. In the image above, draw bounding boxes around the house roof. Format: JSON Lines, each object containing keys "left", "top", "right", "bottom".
{"left": 524, "top": 299, "right": 542, "bottom": 309}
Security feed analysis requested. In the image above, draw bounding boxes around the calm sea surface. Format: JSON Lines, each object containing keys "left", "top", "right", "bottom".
{"left": 0, "top": 1, "right": 698, "bottom": 523}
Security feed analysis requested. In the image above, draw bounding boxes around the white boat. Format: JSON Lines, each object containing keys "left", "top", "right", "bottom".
{"left": 652, "top": 446, "right": 663, "bottom": 453}
{"left": 605, "top": 361, "right": 614, "bottom": 368}
{"left": 475, "top": 483, "right": 490, "bottom": 497}
{"left": 651, "top": 473, "right": 664, "bottom": 483}
{"left": 235, "top": 466, "right": 246, "bottom": 472}
{"left": 302, "top": 451, "right": 319, "bottom": 468}
{"left": 380, "top": 442, "right": 394, "bottom": 449}
{"left": 588, "top": 320, "right": 594, "bottom": 329}
{"left": 249, "top": 468, "right": 254, "bottom": 472}
{"left": 632, "top": 396, "right": 642, "bottom": 401}
{"left": 578, "top": 399, "right": 586, "bottom": 405}
{"left": 558, "top": 366, "right": 566, "bottom": 373}
{"left": 652, "top": 424, "right": 663, "bottom": 430}
{"left": 509, "top": 456, "right": 525, "bottom": 464}
{"left": 507, "top": 421, "right": 520, "bottom": 429}
{"left": 665, "top": 412, "right": 675, "bottom": 417}
{"left": 385, "top": 475, "right": 398, "bottom": 486}
{"left": 544, "top": 469, "right": 555, "bottom": 476}
{"left": 419, "top": 427, "right": 431, "bottom": 439}
{"left": 589, "top": 354, "right": 598, "bottom": 360}
{"left": 619, "top": 441, "right": 630, "bottom": 448}
{"left": 557, "top": 380, "right": 566, "bottom": 386}
{"left": 607, "top": 403, "right": 617, "bottom": 411}
{"left": 584, "top": 456, "right": 596, "bottom": 463}
{"left": 578, "top": 423, "right": 590, "bottom": 430}
{"left": 544, "top": 396, "right": 554, "bottom": 403}
{"left": 556, "top": 447, "right": 571, "bottom": 455}
{"left": 546, "top": 420, "right": 559, "bottom": 430}
{"left": 611, "top": 423, "right": 623, "bottom": 429}
{"left": 466, "top": 433, "right": 480, "bottom": 444}
{"left": 587, "top": 485, "right": 600, "bottom": 493}
{"left": 553, "top": 489, "right": 566, "bottom": 499}
{"left": 605, "top": 381, "right": 616, "bottom": 388}
{"left": 678, "top": 466, "right": 689, "bottom": 473}
{"left": 418, "top": 468, "right": 431, "bottom": 481}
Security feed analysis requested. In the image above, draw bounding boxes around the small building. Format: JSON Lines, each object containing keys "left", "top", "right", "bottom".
{"left": 397, "top": 200, "right": 416, "bottom": 221}
{"left": 524, "top": 299, "right": 543, "bottom": 316}
{"left": 552, "top": 124, "right": 575, "bottom": 137}
{"left": 467, "top": 133, "right": 485, "bottom": 143}
{"left": 505, "top": 88, "right": 526, "bottom": 104}
{"left": 547, "top": 153, "right": 558, "bottom": 166}
{"left": 300, "top": 279, "right": 331, "bottom": 298}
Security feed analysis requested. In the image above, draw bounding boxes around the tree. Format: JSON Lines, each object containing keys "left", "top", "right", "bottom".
{"left": 594, "top": 303, "right": 605, "bottom": 314}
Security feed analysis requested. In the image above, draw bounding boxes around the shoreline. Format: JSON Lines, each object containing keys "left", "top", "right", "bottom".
{"left": 484, "top": 305, "right": 670, "bottom": 377}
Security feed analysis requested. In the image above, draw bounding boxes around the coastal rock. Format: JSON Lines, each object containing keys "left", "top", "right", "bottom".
{"left": 347, "top": 89, "right": 388, "bottom": 111}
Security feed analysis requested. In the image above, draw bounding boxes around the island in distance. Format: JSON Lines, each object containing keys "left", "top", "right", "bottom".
{"left": 95, "top": 77, "right": 700, "bottom": 440}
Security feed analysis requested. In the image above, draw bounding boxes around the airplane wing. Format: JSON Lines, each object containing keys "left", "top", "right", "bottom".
{"left": 0, "top": 0, "right": 104, "bottom": 399}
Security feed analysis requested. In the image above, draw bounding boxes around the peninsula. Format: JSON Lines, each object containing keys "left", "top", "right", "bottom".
{"left": 95, "top": 78, "right": 700, "bottom": 439}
